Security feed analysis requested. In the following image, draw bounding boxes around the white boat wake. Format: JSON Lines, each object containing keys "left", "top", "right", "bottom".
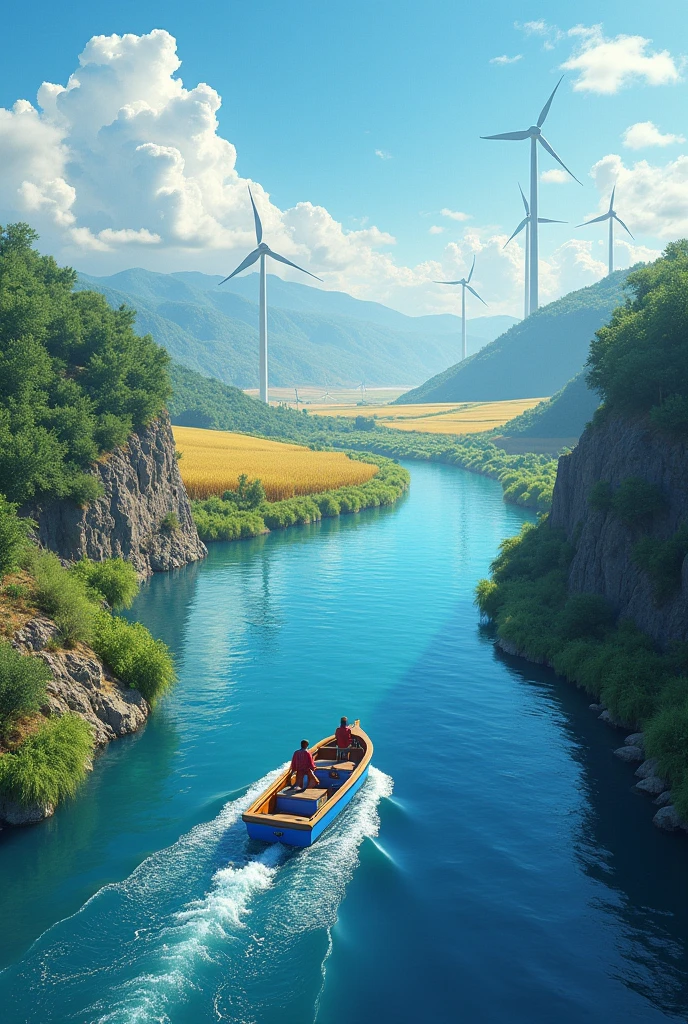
{"left": 2, "top": 766, "right": 393, "bottom": 1024}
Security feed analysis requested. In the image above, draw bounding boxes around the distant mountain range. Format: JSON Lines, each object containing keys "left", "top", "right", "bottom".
{"left": 75, "top": 269, "right": 518, "bottom": 388}
{"left": 396, "top": 268, "right": 633, "bottom": 404}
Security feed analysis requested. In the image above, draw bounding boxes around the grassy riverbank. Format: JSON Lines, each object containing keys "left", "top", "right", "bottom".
{"left": 191, "top": 453, "right": 409, "bottom": 542}
{"left": 330, "top": 430, "right": 557, "bottom": 512}
{"left": 476, "top": 518, "right": 688, "bottom": 818}
{"left": 0, "top": 500, "right": 174, "bottom": 813}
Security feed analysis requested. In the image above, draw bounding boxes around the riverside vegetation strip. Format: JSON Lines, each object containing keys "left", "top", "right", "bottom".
{"left": 477, "top": 242, "right": 688, "bottom": 827}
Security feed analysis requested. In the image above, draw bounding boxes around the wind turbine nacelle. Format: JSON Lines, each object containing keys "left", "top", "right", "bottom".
{"left": 529, "top": 126, "right": 541, "bottom": 136}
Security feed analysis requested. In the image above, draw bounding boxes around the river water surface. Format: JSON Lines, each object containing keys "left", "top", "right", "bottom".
{"left": 1, "top": 461, "right": 688, "bottom": 1023}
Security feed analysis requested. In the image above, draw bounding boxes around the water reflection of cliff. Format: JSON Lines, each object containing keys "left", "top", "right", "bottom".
{"left": 493, "top": 640, "right": 688, "bottom": 1018}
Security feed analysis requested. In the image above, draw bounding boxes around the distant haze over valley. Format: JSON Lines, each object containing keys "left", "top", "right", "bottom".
{"left": 76, "top": 269, "right": 518, "bottom": 389}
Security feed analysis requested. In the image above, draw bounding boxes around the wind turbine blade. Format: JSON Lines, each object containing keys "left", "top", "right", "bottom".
{"left": 465, "top": 284, "right": 487, "bottom": 306}
{"left": 504, "top": 217, "right": 529, "bottom": 246}
{"left": 266, "top": 248, "right": 323, "bottom": 281}
{"left": 467, "top": 254, "right": 476, "bottom": 283}
{"left": 609, "top": 186, "right": 616, "bottom": 213}
{"left": 613, "top": 213, "right": 634, "bottom": 239}
{"left": 218, "top": 247, "right": 262, "bottom": 284}
{"left": 537, "top": 136, "right": 583, "bottom": 185}
{"left": 537, "top": 217, "right": 567, "bottom": 223}
{"left": 537, "top": 75, "right": 564, "bottom": 128}
{"left": 434, "top": 280, "right": 462, "bottom": 285}
{"left": 518, "top": 183, "right": 530, "bottom": 216}
{"left": 247, "top": 186, "right": 263, "bottom": 244}
{"left": 575, "top": 213, "right": 611, "bottom": 227}
{"left": 481, "top": 130, "right": 531, "bottom": 141}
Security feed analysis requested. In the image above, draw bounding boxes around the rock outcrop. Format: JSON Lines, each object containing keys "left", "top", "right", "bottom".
{"left": 550, "top": 415, "right": 688, "bottom": 646}
{"left": 1, "top": 616, "right": 150, "bottom": 827}
{"left": 29, "top": 412, "right": 206, "bottom": 576}
{"left": 12, "top": 617, "right": 148, "bottom": 746}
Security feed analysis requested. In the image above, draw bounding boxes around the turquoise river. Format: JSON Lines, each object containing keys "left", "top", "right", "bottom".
{"left": 1, "top": 461, "right": 687, "bottom": 1023}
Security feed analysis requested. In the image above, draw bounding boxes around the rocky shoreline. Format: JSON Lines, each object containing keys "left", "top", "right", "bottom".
{"left": 497, "top": 638, "right": 688, "bottom": 836}
{"left": 1, "top": 616, "right": 150, "bottom": 828}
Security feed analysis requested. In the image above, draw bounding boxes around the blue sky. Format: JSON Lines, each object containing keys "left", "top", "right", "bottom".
{"left": 1, "top": 0, "right": 686, "bottom": 315}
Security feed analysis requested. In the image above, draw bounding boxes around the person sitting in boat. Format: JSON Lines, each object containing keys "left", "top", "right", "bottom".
{"left": 335, "top": 717, "right": 352, "bottom": 761}
{"left": 290, "top": 740, "right": 320, "bottom": 790}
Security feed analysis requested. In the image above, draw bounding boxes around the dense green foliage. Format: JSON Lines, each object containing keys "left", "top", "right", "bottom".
{"left": 92, "top": 613, "right": 175, "bottom": 705}
{"left": 192, "top": 454, "right": 410, "bottom": 542}
{"left": 633, "top": 525, "right": 688, "bottom": 604}
{"left": 0, "top": 641, "right": 51, "bottom": 737}
{"left": 76, "top": 268, "right": 497, "bottom": 389}
{"left": 588, "top": 477, "right": 667, "bottom": 527}
{"left": 333, "top": 430, "right": 557, "bottom": 511}
{"left": 588, "top": 241, "right": 688, "bottom": 432}
{"left": 0, "top": 494, "right": 33, "bottom": 580}
{"left": 70, "top": 557, "right": 140, "bottom": 610}
{"left": 26, "top": 549, "right": 97, "bottom": 647}
{"left": 0, "top": 224, "right": 170, "bottom": 505}
{"left": 500, "top": 372, "right": 599, "bottom": 439}
{"left": 398, "top": 268, "right": 632, "bottom": 404}
{"left": 0, "top": 714, "right": 94, "bottom": 806}
{"left": 476, "top": 520, "right": 688, "bottom": 818}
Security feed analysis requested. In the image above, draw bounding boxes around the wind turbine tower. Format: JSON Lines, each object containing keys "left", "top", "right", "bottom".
{"left": 577, "top": 187, "right": 634, "bottom": 275}
{"left": 482, "top": 77, "right": 581, "bottom": 313}
{"left": 435, "top": 255, "right": 487, "bottom": 361}
{"left": 505, "top": 184, "right": 566, "bottom": 318}
{"left": 220, "top": 187, "right": 322, "bottom": 403}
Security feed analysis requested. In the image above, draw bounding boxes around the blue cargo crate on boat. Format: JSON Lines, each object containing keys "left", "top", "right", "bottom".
{"left": 275, "top": 787, "right": 328, "bottom": 816}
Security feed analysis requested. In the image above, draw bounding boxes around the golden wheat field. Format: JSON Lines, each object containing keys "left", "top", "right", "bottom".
{"left": 172, "top": 427, "right": 378, "bottom": 501}
{"left": 308, "top": 398, "right": 547, "bottom": 434}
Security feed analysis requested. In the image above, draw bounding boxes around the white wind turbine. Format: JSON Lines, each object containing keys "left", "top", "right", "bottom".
{"left": 505, "top": 184, "right": 567, "bottom": 318}
{"left": 481, "top": 76, "right": 581, "bottom": 313}
{"left": 220, "top": 186, "right": 322, "bottom": 403}
{"left": 435, "top": 255, "right": 487, "bottom": 361}
{"left": 576, "top": 187, "right": 634, "bottom": 275}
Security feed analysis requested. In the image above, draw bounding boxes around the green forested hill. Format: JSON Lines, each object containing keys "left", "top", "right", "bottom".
{"left": 396, "top": 269, "right": 634, "bottom": 404}
{"left": 500, "top": 372, "right": 600, "bottom": 439}
{"left": 76, "top": 269, "right": 516, "bottom": 388}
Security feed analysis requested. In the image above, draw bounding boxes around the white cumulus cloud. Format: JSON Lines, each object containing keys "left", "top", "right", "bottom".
{"left": 541, "top": 169, "right": 569, "bottom": 184}
{"left": 622, "top": 121, "right": 685, "bottom": 149}
{"left": 589, "top": 152, "right": 688, "bottom": 239}
{"left": 562, "top": 27, "right": 682, "bottom": 93}
{"left": 428, "top": 225, "right": 444, "bottom": 235}
{"left": 441, "top": 208, "right": 471, "bottom": 222}
{"left": 490, "top": 54, "right": 523, "bottom": 65}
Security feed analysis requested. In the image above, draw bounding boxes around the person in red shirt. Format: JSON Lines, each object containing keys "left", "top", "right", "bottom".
{"left": 335, "top": 717, "right": 353, "bottom": 761}
{"left": 290, "top": 740, "right": 319, "bottom": 790}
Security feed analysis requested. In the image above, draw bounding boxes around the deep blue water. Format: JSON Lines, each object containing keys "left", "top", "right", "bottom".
{"left": 1, "top": 461, "right": 688, "bottom": 1023}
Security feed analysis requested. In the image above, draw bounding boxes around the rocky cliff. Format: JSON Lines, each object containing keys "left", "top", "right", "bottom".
{"left": 30, "top": 412, "right": 206, "bottom": 575}
{"left": 550, "top": 415, "right": 688, "bottom": 646}
{"left": 1, "top": 616, "right": 149, "bottom": 826}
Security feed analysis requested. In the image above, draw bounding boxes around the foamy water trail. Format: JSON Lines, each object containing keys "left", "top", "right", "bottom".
{"left": 2, "top": 767, "right": 393, "bottom": 1024}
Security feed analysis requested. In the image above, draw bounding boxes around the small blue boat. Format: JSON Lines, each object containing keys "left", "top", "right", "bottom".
{"left": 242, "top": 722, "right": 372, "bottom": 847}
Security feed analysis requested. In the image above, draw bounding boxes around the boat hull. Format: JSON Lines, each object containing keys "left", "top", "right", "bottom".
{"left": 245, "top": 766, "right": 369, "bottom": 847}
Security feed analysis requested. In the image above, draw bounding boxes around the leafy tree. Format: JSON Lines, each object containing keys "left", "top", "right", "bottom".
{"left": 0, "top": 494, "right": 33, "bottom": 579}
{"left": 0, "top": 223, "right": 171, "bottom": 505}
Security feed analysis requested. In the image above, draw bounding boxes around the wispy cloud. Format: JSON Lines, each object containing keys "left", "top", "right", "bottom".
{"left": 515, "top": 20, "right": 564, "bottom": 50}
{"left": 622, "top": 121, "right": 685, "bottom": 149}
{"left": 428, "top": 225, "right": 444, "bottom": 235}
{"left": 490, "top": 54, "right": 522, "bottom": 65}
{"left": 441, "top": 208, "right": 471, "bottom": 222}
{"left": 375, "top": 149, "right": 392, "bottom": 160}
{"left": 541, "top": 169, "right": 569, "bottom": 184}
{"left": 562, "top": 27, "right": 682, "bottom": 93}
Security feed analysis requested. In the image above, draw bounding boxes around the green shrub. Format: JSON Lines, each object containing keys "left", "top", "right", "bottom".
{"left": 609, "top": 477, "right": 666, "bottom": 527}
{"left": 0, "top": 641, "right": 51, "bottom": 734}
{"left": 0, "top": 495, "right": 34, "bottom": 580}
{"left": 0, "top": 714, "right": 94, "bottom": 807}
{"left": 4, "top": 583, "right": 28, "bottom": 600}
{"left": 645, "top": 700, "right": 688, "bottom": 818}
{"left": 71, "top": 557, "right": 139, "bottom": 609}
{"left": 92, "top": 612, "right": 175, "bottom": 704}
{"left": 588, "top": 481, "right": 612, "bottom": 513}
{"left": 160, "top": 511, "right": 180, "bottom": 534}
{"left": 650, "top": 395, "right": 688, "bottom": 438}
{"left": 26, "top": 550, "right": 96, "bottom": 646}
{"left": 633, "top": 524, "right": 688, "bottom": 604}
{"left": 222, "top": 474, "right": 266, "bottom": 510}
{"left": 558, "top": 594, "right": 614, "bottom": 640}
